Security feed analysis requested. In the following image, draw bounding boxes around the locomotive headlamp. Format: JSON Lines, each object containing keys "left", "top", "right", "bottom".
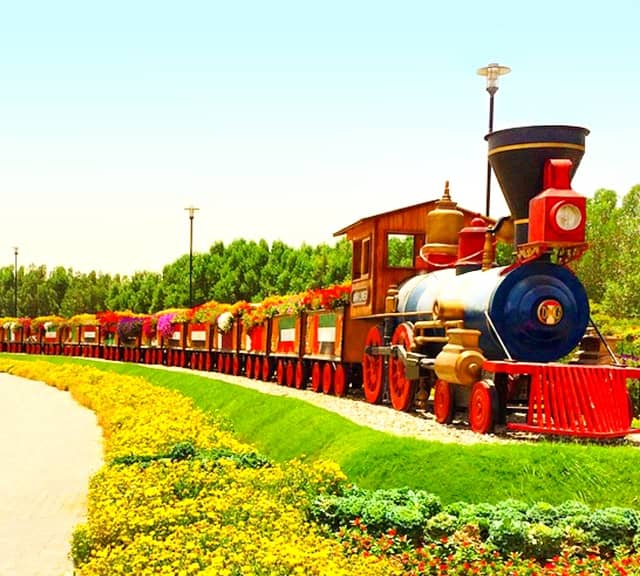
{"left": 551, "top": 202, "right": 583, "bottom": 232}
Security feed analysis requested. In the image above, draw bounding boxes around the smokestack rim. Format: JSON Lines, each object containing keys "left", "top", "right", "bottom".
{"left": 485, "top": 124, "right": 590, "bottom": 152}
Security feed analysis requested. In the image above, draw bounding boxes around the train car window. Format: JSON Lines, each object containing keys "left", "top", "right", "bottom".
{"left": 387, "top": 234, "right": 415, "bottom": 268}
{"left": 352, "top": 240, "right": 362, "bottom": 279}
{"left": 362, "top": 237, "right": 371, "bottom": 276}
{"left": 352, "top": 236, "right": 371, "bottom": 280}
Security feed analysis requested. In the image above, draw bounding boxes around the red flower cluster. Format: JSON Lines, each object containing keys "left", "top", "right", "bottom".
{"left": 96, "top": 311, "right": 121, "bottom": 335}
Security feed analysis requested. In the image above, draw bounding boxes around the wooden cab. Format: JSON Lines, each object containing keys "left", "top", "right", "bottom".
{"left": 334, "top": 195, "right": 483, "bottom": 319}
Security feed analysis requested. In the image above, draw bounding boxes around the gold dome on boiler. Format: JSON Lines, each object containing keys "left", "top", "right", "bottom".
{"left": 423, "top": 181, "right": 464, "bottom": 256}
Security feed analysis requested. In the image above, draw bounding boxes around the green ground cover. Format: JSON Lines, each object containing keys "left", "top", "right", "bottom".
{"left": 4, "top": 353, "right": 640, "bottom": 509}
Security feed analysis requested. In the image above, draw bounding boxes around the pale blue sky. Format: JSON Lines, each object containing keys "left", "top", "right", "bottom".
{"left": 1, "top": 1, "right": 638, "bottom": 275}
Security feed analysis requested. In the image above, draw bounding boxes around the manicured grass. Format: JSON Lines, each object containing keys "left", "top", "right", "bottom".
{"left": 4, "top": 353, "right": 640, "bottom": 509}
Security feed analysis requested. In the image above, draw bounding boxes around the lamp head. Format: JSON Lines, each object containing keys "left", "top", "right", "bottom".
{"left": 477, "top": 63, "right": 511, "bottom": 95}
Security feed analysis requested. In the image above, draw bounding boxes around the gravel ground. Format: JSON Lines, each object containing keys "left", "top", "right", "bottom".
{"left": 177, "top": 368, "right": 523, "bottom": 445}
{"left": 176, "top": 368, "right": 640, "bottom": 447}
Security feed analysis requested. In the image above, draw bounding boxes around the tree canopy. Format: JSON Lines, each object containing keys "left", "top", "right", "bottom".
{"left": 0, "top": 239, "right": 352, "bottom": 317}
{"left": 3, "top": 184, "right": 639, "bottom": 319}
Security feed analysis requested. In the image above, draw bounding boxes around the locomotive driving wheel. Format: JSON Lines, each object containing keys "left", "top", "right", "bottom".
{"left": 362, "top": 326, "right": 384, "bottom": 404}
{"left": 433, "top": 379, "right": 455, "bottom": 424}
{"left": 389, "top": 322, "right": 416, "bottom": 412}
{"left": 469, "top": 380, "right": 498, "bottom": 434}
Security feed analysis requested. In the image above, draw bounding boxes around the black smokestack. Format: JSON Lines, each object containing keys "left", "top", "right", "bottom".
{"left": 486, "top": 125, "right": 589, "bottom": 220}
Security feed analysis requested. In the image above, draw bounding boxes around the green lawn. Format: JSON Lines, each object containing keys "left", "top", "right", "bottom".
{"left": 4, "top": 353, "right": 640, "bottom": 509}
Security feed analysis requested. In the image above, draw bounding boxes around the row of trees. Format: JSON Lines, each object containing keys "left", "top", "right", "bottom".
{"left": 1, "top": 185, "right": 638, "bottom": 319}
{"left": 0, "top": 239, "right": 351, "bottom": 318}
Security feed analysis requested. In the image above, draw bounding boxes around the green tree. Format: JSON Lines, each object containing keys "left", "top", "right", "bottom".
{"left": 574, "top": 189, "right": 620, "bottom": 303}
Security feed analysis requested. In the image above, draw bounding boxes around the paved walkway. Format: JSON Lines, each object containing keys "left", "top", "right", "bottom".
{"left": 0, "top": 373, "right": 103, "bottom": 576}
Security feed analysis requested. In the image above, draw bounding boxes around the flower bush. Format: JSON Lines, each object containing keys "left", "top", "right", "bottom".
{"left": 31, "top": 315, "right": 66, "bottom": 332}
{"left": 68, "top": 314, "right": 98, "bottom": 327}
{"left": 116, "top": 315, "right": 145, "bottom": 341}
{"left": 156, "top": 312, "right": 177, "bottom": 339}
{"left": 239, "top": 284, "right": 352, "bottom": 330}
{"left": 96, "top": 311, "right": 120, "bottom": 337}
{"left": 0, "top": 360, "right": 398, "bottom": 575}
{"left": 3, "top": 358, "right": 640, "bottom": 574}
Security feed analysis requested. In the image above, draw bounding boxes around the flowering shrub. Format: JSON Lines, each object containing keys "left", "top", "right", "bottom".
{"left": 141, "top": 316, "right": 157, "bottom": 339}
{"left": 31, "top": 315, "right": 66, "bottom": 332}
{"left": 216, "top": 311, "right": 234, "bottom": 333}
{"left": 156, "top": 312, "right": 178, "bottom": 339}
{"left": 96, "top": 311, "right": 120, "bottom": 337}
{"left": 68, "top": 314, "right": 98, "bottom": 327}
{"left": 239, "top": 284, "right": 352, "bottom": 330}
{"left": 190, "top": 301, "right": 227, "bottom": 324}
{"left": 116, "top": 316, "right": 144, "bottom": 341}
{"left": 0, "top": 359, "right": 399, "bottom": 575}
{"left": 301, "top": 282, "right": 351, "bottom": 311}
{"left": 3, "top": 359, "right": 640, "bottom": 573}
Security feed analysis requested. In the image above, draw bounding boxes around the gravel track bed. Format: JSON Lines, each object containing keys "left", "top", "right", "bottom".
{"left": 182, "top": 369, "right": 521, "bottom": 445}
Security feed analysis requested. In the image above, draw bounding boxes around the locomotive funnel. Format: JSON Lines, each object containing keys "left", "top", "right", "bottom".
{"left": 486, "top": 125, "right": 589, "bottom": 219}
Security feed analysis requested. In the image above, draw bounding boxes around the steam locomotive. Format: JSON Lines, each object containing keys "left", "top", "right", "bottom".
{"left": 3, "top": 125, "right": 639, "bottom": 440}
{"left": 359, "top": 125, "right": 639, "bottom": 438}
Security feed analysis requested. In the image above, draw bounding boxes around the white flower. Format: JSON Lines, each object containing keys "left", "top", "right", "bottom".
{"left": 217, "top": 312, "right": 233, "bottom": 333}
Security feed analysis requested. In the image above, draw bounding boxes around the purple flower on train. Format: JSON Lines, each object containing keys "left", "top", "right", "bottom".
{"left": 157, "top": 313, "right": 176, "bottom": 338}
{"left": 117, "top": 317, "right": 143, "bottom": 340}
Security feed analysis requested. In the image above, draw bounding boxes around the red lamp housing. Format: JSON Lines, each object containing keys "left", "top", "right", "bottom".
{"left": 528, "top": 159, "right": 587, "bottom": 245}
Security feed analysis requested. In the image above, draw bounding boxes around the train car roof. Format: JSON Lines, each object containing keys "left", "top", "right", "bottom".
{"left": 333, "top": 199, "right": 489, "bottom": 237}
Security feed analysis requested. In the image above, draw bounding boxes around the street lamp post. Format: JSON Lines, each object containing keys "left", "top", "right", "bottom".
{"left": 184, "top": 206, "right": 199, "bottom": 307}
{"left": 477, "top": 63, "right": 511, "bottom": 217}
{"left": 13, "top": 246, "right": 18, "bottom": 317}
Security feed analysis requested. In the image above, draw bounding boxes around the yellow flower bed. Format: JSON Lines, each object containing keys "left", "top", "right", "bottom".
{"left": 0, "top": 360, "right": 401, "bottom": 575}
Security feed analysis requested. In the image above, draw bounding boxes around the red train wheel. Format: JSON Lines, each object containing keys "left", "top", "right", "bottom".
{"left": 388, "top": 323, "right": 416, "bottom": 412}
{"left": 433, "top": 379, "right": 455, "bottom": 424}
{"left": 469, "top": 380, "right": 497, "bottom": 434}
{"left": 261, "top": 357, "right": 272, "bottom": 382}
{"left": 295, "top": 361, "right": 307, "bottom": 389}
{"left": 276, "top": 360, "right": 286, "bottom": 385}
{"left": 311, "top": 362, "right": 322, "bottom": 392}
{"left": 286, "top": 361, "right": 295, "bottom": 387}
{"left": 334, "top": 365, "right": 348, "bottom": 397}
{"left": 362, "top": 326, "right": 384, "bottom": 404}
{"left": 322, "top": 363, "right": 334, "bottom": 394}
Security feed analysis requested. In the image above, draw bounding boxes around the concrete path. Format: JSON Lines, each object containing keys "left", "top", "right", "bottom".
{"left": 0, "top": 373, "right": 103, "bottom": 576}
